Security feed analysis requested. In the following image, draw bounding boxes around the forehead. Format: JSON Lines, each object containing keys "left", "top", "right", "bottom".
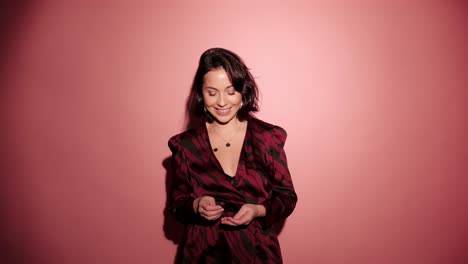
{"left": 203, "top": 68, "right": 232, "bottom": 88}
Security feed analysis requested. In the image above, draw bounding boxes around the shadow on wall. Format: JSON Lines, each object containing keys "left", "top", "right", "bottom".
{"left": 1, "top": 2, "right": 47, "bottom": 264}
{"left": 0, "top": 0, "right": 35, "bottom": 80}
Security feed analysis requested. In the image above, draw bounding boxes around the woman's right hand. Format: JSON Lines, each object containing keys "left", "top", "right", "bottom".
{"left": 193, "top": 196, "right": 224, "bottom": 221}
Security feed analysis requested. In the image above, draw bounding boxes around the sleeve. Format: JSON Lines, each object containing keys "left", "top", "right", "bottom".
{"left": 260, "top": 126, "right": 298, "bottom": 228}
{"left": 168, "top": 135, "right": 198, "bottom": 224}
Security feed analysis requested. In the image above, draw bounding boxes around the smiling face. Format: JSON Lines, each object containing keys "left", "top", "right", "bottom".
{"left": 202, "top": 67, "right": 243, "bottom": 125}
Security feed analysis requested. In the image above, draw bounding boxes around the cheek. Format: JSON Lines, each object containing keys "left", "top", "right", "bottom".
{"left": 232, "top": 95, "right": 243, "bottom": 105}
{"left": 202, "top": 94, "right": 214, "bottom": 106}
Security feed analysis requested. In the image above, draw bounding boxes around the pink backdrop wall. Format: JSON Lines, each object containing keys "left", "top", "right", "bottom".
{"left": 1, "top": 1, "right": 467, "bottom": 263}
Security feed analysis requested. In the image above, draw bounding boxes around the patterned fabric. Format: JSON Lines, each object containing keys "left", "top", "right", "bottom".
{"left": 168, "top": 117, "right": 297, "bottom": 264}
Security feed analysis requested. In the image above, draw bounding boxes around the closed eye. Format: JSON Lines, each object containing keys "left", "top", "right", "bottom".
{"left": 226, "top": 88, "right": 236, "bottom": 95}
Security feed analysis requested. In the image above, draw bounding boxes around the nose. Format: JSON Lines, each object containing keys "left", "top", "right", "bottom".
{"left": 217, "top": 94, "right": 227, "bottom": 107}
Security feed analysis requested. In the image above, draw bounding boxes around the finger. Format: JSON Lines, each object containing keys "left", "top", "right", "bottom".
{"left": 204, "top": 205, "right": 223, "bottom": 211}
{"left": 232, "top": 208, "right": 249, "bottom": 220}
{"left": 206, "top": 212, "right": 223, "bottom": 221}
{"left": 199, "top": 204, "right": 223, "bottom": 215}
{"left": 220, "top": 217, "right": 238, "bottom": 226}
{"left": 197, "top": 199, "right": 212, "bottom": 212}
{"left": 202, "top": 210, "right": 223, "bottom": 221}
{"left": 203, "top": 208, "right": 224, "bottom": 217}
{"left": 220, "top": 208, "right": 248, "bottom": 225}
{"left": 199, "top": 201, "right": 221, "bottom": 212}
{"left": 199, "top": 204, "right": 222, "bottom": 215}
{"left": 230, "top": 211, "right": 253, "bottom": 225}
{"left": 200, "top": 196, "right": 216, "bottom": 205}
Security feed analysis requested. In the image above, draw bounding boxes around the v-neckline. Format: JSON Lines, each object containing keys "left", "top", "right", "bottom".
{"left": 204, "top": 120, "right": 249, "bottom": 178}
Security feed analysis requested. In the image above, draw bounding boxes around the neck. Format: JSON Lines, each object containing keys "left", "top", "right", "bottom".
{"left": 211, "top": 118, "right": 241, "bottom": 132}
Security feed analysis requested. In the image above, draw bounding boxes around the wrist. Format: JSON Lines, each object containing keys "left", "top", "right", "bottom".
{"left": 193, "top": 197, "right": 201, "bottom": 214}
{"left": 256, "top": 204, "right": 266, "bottom": 217}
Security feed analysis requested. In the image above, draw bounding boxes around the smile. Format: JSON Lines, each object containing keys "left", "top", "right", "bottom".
{"left": 215, "top": 108, "right": 231, "bottom": 116}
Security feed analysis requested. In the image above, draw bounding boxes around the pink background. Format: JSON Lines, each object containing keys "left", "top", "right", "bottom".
{"left": 1, "top": 1, "right": 467, "bottom": 263}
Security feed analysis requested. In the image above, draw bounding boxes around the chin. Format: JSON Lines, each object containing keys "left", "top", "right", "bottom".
{"left": 212, "top": 114, "right": 237, "bottom": 124}
{"left": 214, "top": 117, "right": 233, "bottom": 124}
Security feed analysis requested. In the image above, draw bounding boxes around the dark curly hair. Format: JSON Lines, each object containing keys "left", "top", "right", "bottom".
{"left": 187, "top": 47, "right": 260, "bottom": 123}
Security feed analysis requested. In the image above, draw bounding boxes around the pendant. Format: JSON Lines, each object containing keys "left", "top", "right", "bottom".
{"left": 226, "top": 143, "right": 231, "bottom": 147}
{"left": 213, "top": 148, "right": 218, "bottom": 152}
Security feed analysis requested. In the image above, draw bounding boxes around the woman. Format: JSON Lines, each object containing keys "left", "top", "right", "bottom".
{"left": 168, "top": 47, "right": 297, "bottom": 263}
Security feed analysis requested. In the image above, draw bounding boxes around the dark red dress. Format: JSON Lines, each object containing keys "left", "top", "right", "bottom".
{"left": 168, "top": 117, "right": 297, "bottom": 264}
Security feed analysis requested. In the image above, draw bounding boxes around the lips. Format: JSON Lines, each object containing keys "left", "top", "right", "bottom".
{"left": 215, "top": 108, "right": 231, "bottom": 116}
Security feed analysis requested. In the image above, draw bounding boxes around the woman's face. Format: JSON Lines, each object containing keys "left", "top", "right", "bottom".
{"left": 202, "top": 67, "right": 242, "bottom": 125}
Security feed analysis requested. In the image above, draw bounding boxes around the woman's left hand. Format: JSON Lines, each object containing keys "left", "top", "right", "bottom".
{"left": 220, "top": 204, "right": 266, "bottom": 226}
